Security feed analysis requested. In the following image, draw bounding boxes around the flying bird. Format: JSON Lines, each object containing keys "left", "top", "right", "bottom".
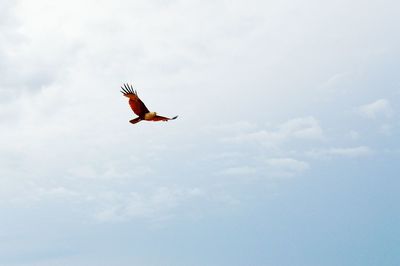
{"left": 120, "top": 84, "right": 178, "bottom": 124}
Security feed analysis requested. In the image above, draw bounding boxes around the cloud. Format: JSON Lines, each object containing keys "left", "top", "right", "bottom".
{"left": 0, "top": 2, "right": 83, "bottom": 103}
{"left": 307, "top": 146, "right": 373, "bottom": 158}
{"left": 0, "top": 0, "right": 394, "bottom": 230}
{"left": 357, "top": 99, "right": 393, "bottom": 119}
{"left": 217, "top": 158, "right": 309, "bottom": 179}
{"left": 0, "top": 0, "right": 399, "bottom": 264}
{"left": 204, "top": 121, "right": 256, "bottom": 134}
{"left": 265, "top": 158, "right": 310, "bottom": 177}
{"left": 94, "top": 186, "right": 204, "bottom": 222}
{"left": 0, "top": 176, "right": 205, "bottom": 224}
{"left": 223, "top": 116, "right": 323, "bottom": 146}
{"left": 348, "top": 130, "right": 360, "bottom": 140}
{"left": 218, "top": 166, "right": 257, "bottom": 176}
{"left": 278, "top": 117, "right": 323, "bottom": 139}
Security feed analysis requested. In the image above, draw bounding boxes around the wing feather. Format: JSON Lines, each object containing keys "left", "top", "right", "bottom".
{"left": 120, "top": 84, "right": 149, "bottom": 116}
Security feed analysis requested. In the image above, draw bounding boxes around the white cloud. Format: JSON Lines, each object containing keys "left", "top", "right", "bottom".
{"left": 94, "top": 186, "right": 204, "bottom": 222}
{"left": 0, "top": 177, "right": 205, "bottom": 223}
{"left": 321, "top": 72, "right": 350, "bottom": 90}
{"left": 218, "top": 166, "right": 257, "bottom": 176}
{"left": 348, "top": 130, "right": 360, "bottom": 140}
{"left": 265, "top": 158, "right": 310, "bottom": 177}
{"left": 223, "top": 116, "right": 323, "bottom": 146}
{"left": 0, "top": 0, "right": 399, "bottom": 264}
{"left": 204, "top": 121, "right": 256, "bottom": 134}
{"left": 307, "top": 146, "right": 373, "bottom": 158}
{"left": 357, "top": 99, "right": 393, "bottom": 119}
{"left": 0, "top": 0, "right": 395, "bottom": 230}
{"left": 217, "top": 158, "right": 310, "bottom": 179}
{"left": 278, "top": 117, "right": 323, "bottom": 139}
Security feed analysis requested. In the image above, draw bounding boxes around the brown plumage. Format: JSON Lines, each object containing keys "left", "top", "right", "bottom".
{"left": 120, "top": 84, "right": 178, "bottom": 124}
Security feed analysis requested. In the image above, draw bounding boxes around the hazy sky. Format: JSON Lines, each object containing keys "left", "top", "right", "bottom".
{"left": 0, "top": 0, "right": 399, "bottom": 265}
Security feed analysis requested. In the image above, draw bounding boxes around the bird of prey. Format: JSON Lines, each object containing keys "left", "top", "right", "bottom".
{"left": 120, "top": 84, "right": 178, "bottom": 124}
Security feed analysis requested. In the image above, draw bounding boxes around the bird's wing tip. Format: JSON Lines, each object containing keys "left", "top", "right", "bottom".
{"left": 120, "top": 83, "right": 138, "bottom": 97}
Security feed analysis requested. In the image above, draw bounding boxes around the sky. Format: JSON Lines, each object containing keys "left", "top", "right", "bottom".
{"left": 0, "top": 0, "right": 399, "bottom": 265}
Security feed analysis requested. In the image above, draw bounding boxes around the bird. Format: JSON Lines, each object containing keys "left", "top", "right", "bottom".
{"left": 120, "top": 83, "right": 178, "bottom": 124}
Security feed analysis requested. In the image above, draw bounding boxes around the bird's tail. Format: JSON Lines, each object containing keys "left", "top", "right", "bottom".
{"left": 150, "top": 115, "right": 178, "bottom": 122}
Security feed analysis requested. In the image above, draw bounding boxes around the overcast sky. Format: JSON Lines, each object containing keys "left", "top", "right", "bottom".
{"left": 0, "top": 0, "right": 399, "bottom": 265}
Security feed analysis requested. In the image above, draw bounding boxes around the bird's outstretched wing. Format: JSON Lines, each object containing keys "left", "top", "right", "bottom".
{"left": 150, "top": 115, "right": 178, "bottom": 122}
{"left": 120, "top": 84, "right": 149, "bottom": 116}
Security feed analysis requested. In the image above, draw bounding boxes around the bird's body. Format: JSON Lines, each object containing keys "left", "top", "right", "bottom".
{"left": 144, "top": 112, "right": 157, "bottom": 120}
{"left": 120, "top": 84, "right": 178, "bottom": 124}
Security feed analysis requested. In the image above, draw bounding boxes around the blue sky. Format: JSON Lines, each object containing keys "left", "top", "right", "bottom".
{"left": 0, "top": 0, "right": 399, "bottom": 265}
